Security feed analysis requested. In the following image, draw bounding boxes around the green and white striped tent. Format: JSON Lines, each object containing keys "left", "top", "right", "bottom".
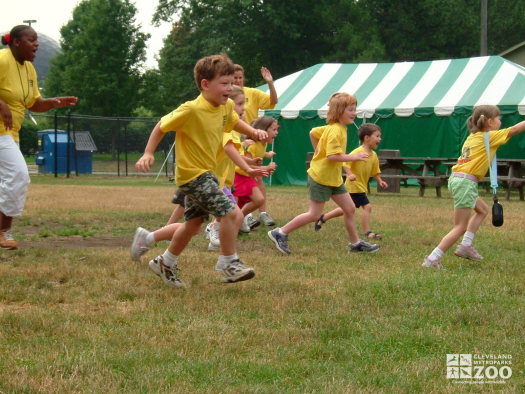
{"left": 258, "top": 56, "right": 525, "bottom": 185}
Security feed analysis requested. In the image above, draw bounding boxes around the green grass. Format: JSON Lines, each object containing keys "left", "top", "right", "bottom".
{"left": 0, "top": 178, "right": 523, "bottom": 392}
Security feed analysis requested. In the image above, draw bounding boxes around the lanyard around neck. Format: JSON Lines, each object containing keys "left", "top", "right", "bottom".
{"left": 483, "top": 132, "right": 498, "bottom": 195}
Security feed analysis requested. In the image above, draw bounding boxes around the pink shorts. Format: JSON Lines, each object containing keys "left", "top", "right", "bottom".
{"left": 233, "top": 173, "right": 257, "bottom": 208}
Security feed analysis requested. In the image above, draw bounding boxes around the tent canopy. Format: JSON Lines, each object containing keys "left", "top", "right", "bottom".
{"left": 259, "top": 56, "right": 525, "bottom": 120}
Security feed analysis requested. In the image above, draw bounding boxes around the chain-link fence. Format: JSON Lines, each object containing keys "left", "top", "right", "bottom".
{"left": 21, "top": 112, "right": 176, "bottom": 178}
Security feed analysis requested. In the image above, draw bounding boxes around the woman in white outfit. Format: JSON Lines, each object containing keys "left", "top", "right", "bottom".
{"left": 0, "top": 25, "right": 78, "bottom": 249}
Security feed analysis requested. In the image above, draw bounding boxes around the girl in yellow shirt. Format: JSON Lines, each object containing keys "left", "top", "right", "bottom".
{"left": 268, "top": 92, "right": 380, "bottom": 255}
{"left": 422, "top": 105, "right": 525, "bottom": 268}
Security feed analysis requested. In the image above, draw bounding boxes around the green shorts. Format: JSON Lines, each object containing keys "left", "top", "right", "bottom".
{"left": 307, "top": 175, "right": 347, "bottom": 202}
{"left": 448, "top": 175, "right": 478, "bottom": 209}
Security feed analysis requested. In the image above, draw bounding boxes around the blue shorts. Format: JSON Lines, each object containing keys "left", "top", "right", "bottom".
{"left": 350, "top": 193, "right": 370, "bottom": 208}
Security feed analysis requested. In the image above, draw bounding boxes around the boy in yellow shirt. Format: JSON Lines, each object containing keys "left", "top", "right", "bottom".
{"left": 314, "top": 123, "right": 388, "bottom": 239}
{"left": 135, "top": 54, "right": 267, "bottom": 288}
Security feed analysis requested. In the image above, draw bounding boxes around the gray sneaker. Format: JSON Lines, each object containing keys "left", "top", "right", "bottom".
{"left": 130, "top": 227, "right": 150, "bottom": 261}
{"left": 260, "top": 212, "right": 276, "bottom": 226}
{"left": 149, "top": 255, "right": 184, "bottom": 288}
{"left": 215, "top": 258, "right": 255, "bottom": 283}
{"left": 246, "top": 214, "right": 261, "bottom": 230}
{"left": 421, "top": 256, "right": 443, "bottom": 269}
{"left": 349, "top": 240, "right": 380, "bottom": 253}
{"left": 454, "top": 244, "right": 483, "bottom": 261}
{"left": 239, "top": 216, "right": 251, "bottom": 233}
{"left": 268, "top": 228, "right": 291, "bottom": 254}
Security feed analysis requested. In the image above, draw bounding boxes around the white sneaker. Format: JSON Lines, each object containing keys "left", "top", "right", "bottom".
{"left": 259, "top": 212, "right": 275, "bottom": 226}
{"left": 246, "top": 214, "right": 260, "bottom": 230}
{"left": 421, "top": 256, "right": 443, "bottom": 269}
{"left": 209, "top": 222, "right": 220, "bottom": 247}
{"left": 130, "top": 227, "right": 150, "bottom": 261}
{"left": 215, "top": 258, "right": 255, "bottom": 283}
{"left": 207, "top": 242, "right": 219, "bottom": 251}
{"left": 239, "top": 216, "right": 251, "bottom": 233}
{"left": 205, "top": 222, "right": 213, "bottom": 239}
{"left": 149, "top": 255, "right": 185, "bottom": 288}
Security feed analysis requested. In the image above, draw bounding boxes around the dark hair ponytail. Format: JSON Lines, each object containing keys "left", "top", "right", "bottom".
{"left": 2, "top": 25, "right": 32, "bottom": 47}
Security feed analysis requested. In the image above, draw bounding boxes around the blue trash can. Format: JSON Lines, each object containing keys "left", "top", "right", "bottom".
{"left": 35, "top": 130, "right": 97, "bottom": 174}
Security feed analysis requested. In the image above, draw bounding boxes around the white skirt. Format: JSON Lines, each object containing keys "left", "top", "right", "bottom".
{"left": 0, "top": 134, "right": 30, "bottom": 217}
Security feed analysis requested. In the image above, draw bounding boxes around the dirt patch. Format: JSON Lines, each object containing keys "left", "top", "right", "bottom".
{"left": 19, "top": 235, "right": 131, "bottom": 250}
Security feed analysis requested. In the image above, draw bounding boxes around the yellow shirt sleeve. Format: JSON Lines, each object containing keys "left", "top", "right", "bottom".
{"left": 243, "top": 87, "right": 274, "bottom": 123}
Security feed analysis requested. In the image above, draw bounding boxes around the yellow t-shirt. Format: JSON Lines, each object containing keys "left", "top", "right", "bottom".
{"left": 344, "top": 146, "right": 380, "bottom": 193}
{"left": 452, "top": 128, "right": 511, "bottom": 180}
{"left": 0, "top": 48, "right": 41, "bottom": 141}
{"left": 307, "top": 123, "right": 347, "bottom": 187}
{"left": 309, "top": 125, "right": 328, "bottom": 141}
{"left": 215, "top": 131, "right": 241, "bottom": 188}
{"left": 235, "top": 140, "right": 267, "bottom": 177}
{"left": 243, "top": 86, "right": 275, "bottom": 124}
{"left": 160, "top": 94, "right": 239, "bottom": 186}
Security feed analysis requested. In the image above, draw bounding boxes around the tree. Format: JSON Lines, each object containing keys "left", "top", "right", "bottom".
{"left": 45, "top": 0, "right": 149, "bottom": 152}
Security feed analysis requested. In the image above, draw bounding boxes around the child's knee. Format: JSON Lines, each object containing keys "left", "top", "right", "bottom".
{"left": 224, "top": 206, "right": 243, "bottom": 224}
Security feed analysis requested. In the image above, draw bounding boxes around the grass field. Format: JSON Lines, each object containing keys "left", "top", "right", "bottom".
{"left": 1, "top": 175, "right": 524, "bottom": 393}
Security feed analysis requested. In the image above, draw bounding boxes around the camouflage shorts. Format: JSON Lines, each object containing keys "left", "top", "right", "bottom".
{"left": 178, "top": 172, "right": 235, "bottom": 221}
{"left": 171, "top": 188, "right": 186, "bottom": 206}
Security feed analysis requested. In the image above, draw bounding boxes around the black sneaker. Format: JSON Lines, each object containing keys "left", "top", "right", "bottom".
{"left": 149, "top": 255, "right": 185, "bottom": 288}
{"left": 349, "top": 240, "right": 380, "bottom": 253}
{"left": 268, "top": 228, "right": 291, "bottom": 254}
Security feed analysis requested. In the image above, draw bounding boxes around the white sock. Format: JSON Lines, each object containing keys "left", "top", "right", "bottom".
{"left": 162, "top": 250, "right": 178, "bottom": 267}
{"left": 461, "top": 231, "right": 475, "bottom": 247}
{"left": 260, "top": 211, "right": 267, "bottom": 215}
{"left": 351, "top": 240, "right": 361, "bottom": 247}
{"left": 219, "top": 253, "right": 238, "bottom": 265}
{"left": 146, "top": 232, "right": 155, "bottom": 246}
{"left": 429, "top": 247, "right": 444, "bottom": 261}
{"left": 278, "top": 228, "right": 287, "bottom": 236}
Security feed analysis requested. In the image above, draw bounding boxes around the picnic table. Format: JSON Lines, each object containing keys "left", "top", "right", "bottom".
{"left": 480, "top": 158, "right": 524, "bottom": 200}
{"left": 379, "top": 156, "right": 450, "bottom": 197}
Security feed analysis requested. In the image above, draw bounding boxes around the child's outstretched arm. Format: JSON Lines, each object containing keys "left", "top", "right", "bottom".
{"left": 136, "top": 121, "right": 165, "bottom": 173}
{"left": 327, "top": 152, "right": 369, "bottom": 162}
{"left": 224, "top": 142, "right": 268, "bottom": 178}
{"left": 234, "top": 119, "right": 268, "bottom": 141}
{"left": 261, "top": 67, "right": 278, "bottom": 106}
{"left": 508, "top": 120, "right": 525, "bottom": 137}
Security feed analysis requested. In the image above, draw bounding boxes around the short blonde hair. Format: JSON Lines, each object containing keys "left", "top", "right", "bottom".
{"left": 326, "top": 92, "right": 357, "bottom": 124}
{"left": 229, "top": 85, "right": 245, "bottom": 100}
{"left": 194, "top": 54, "right": 235, "bottom": 91}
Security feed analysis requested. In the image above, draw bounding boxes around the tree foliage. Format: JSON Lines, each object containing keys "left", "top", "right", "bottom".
{"left": 144, "top": 0, "right": 525, "bottom": 116}
{"left": 45, "top": 0, "right": 148, "bottom": 117}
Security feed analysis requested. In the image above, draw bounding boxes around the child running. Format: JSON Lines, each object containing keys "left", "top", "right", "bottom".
{"left": 135, "top": 54, "right": 268, "bottom": 287}
{"left": 422, "top": 105, "right": 525, "bottom": 269}
{"left": 234, "top": 115, "right": 278, "bottom": 232}
{"left": 267, "top": 92, "right": 380, "bottom": 255}
{"left": 130, "top": 86, "right": 266, "bottom": 259}
{"left": 313, "top": 123, "right": 388, "bottom": 239}
{"left": 233, "top": 64, "right": 278, "bottom": 227}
